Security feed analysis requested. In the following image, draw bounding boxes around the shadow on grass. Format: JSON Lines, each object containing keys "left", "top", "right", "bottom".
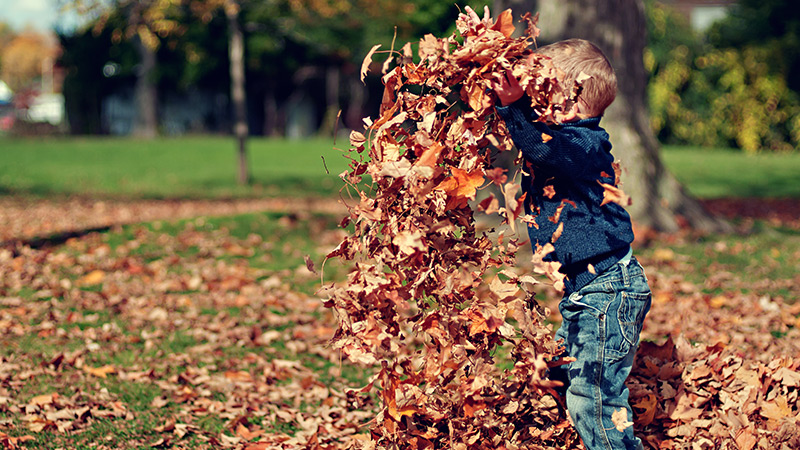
{"left": 0, "top": 174, "right": 346, "bottom": 201}
{"left": 1, "top": 226, "right": 113, "bottom": 253}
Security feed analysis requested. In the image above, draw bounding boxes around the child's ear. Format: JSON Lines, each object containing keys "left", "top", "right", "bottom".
{"left": 557, "top": 103, "right": 579, "bottom": 123}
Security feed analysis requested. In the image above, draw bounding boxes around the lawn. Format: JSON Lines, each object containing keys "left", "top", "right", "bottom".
{"left": 660, "top": 145, "right": 800, "bottom": 199}
{"left": 1, "top": 138, "right": 799, "bottom": 448}
{"left": 2, "top": 137, "right": 799, "bottom": 200}
{"left": 0, "top": 136, "right": 351, "bottom": 199}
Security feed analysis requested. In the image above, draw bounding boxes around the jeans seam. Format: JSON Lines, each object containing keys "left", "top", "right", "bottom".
{"left": 597, "top": 312, "right": 613, "bottom": 450}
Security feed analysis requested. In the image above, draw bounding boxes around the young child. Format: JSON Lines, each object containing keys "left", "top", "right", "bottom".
{"left": 492, "top": 38, "right": 653, "bottom": 450}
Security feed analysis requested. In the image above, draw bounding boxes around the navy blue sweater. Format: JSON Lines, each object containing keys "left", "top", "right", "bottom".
{"left": 495, "top": 101, "right": 634, "bottom": 294}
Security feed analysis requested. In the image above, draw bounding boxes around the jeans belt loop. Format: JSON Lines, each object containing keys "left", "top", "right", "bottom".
{"left": 621, "top": 259, "right": 630, "bottom": 286}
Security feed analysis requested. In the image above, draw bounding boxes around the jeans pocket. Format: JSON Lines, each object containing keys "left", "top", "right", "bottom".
{"left": 606, "top": 291, "right": 651, "bottom": 362}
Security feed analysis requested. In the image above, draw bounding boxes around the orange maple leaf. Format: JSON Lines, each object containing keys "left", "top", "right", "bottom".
{"left": 416, "top": 142, "right": 443, "bottom": 168}
{"left": 436, "top": 167, "right": 484, "bottom": 203}
{"left": 632, "top": 393, "right": 657, "bottom": 426}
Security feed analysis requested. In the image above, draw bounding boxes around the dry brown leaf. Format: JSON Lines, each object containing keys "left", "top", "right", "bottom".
{"left": 599, "top": 182, "right": 631, "bottom": 207}
{"left": 611, "top": 407, "right": 633, "bottom": 432}
{"left": 361, "top": 44, "right": 381, "bottom": 83}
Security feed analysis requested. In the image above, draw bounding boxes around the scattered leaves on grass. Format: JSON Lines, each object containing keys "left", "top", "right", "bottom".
{"left": 0, "top": 215, "right": 375, "bottom": 449}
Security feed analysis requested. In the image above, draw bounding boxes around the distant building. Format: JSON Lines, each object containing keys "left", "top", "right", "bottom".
{"left": 0, "top": 81, "right": 12, "bottom": 104}
{"left": 27, "top": 93, "right": 65, "bottom": 125}
{"left": 0, "top": 81, "right": 12, "bottom": 131}
{"left": 663, "top": 0, "right": 734, "bottom": 31}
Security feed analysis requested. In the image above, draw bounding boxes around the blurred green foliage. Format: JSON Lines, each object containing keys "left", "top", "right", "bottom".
{"left": 55, "top": 0, "right": 800, "bottom": 151}
{"left": 646, "top": 0, "right": 800, "bottom": 152}
{"left": 56, "top": 0, "right": 493, "bottom": 135}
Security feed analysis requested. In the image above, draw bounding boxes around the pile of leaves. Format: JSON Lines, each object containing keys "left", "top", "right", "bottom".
{"left": 623, "top": 254, "right": 800, "bottom": 450}
{"left": 628, "top": 335, "right": 800, "bottom": 449}
{"left": 322, "top": 10, "right": 588, "bottom": 449}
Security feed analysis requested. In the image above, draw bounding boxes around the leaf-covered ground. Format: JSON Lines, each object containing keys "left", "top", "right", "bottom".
{"left": 1, "top": 196, "right": 799, "bottom": 449}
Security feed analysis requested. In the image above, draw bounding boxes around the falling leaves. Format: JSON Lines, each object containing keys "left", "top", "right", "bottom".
{"left": 599, "top": 182, "right": 631, "bottom": 207}
{"left": 324, "top": 9, "right": 588, "bottom": 449}
{"left": 361, "top": 44, "right": 382, "bottom": 83}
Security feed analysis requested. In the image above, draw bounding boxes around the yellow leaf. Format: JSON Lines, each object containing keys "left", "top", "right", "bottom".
{"left": 709, "top": 295, "right": 727, "bottom": 309}
{"left": 78, "top": 269, "right": 105, "bottom": 286}
{"left": 84, "top": 365, "right": 116, "bottom": 378}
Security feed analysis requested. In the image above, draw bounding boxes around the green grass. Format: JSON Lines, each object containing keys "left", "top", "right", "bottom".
{"left": 637, "top": 221, "right": 800, "bottom": 300}
{"left": 660, "top": 145, "right": 800, "bottom": 199}
{"left": 2, "top": 137, "right": 798, "bottom": 200}
{"left": 0, "top": 136, "right": 352, "bottom": 199}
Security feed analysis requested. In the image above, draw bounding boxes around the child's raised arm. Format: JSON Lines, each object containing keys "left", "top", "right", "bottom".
{"left": 491, "top": 68, "right": 525, "bottom": 106}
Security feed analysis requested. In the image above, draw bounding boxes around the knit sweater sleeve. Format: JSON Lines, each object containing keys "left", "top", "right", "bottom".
{"left": 495, "top": 101, "right": 610, "bottom": 179}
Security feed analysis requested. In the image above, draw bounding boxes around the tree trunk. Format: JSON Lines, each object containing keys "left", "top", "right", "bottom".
{"left": 515, "top": 0, "right": 730, "bottom": 232}
{"left": 133, "top": 35, "right": 158, "bottom": 139}
{"left": 319, "top": 65, "right": 341, "bottom": 136}
{"left": 345, "top": 72, "right": 366, "bottom": 131}
{"left": 264, "top": 80, "right": 278, "bottom": 136}
{"left": 227, "top": 2, "right": 250, "bottom": 185}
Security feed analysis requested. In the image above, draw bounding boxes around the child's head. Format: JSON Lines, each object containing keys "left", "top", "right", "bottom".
{"left": 536, "top": 39, "right": 617, "bottom": 118}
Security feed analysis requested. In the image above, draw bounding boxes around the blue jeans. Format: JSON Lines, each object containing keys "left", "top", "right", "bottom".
{"left": 551, "top": 256, "right": 651, "bottom": 450}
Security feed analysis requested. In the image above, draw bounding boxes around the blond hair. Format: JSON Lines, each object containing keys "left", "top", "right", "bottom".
{"left": 536, "top": 39, "right": 617, "bottom": 117}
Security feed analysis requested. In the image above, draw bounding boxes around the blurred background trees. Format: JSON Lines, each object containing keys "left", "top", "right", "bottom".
{"left": 646, "top": 0, "right": 800, "bottom": 152}
{"left": 1, "top": 0, "right": 797, "bottom": 152}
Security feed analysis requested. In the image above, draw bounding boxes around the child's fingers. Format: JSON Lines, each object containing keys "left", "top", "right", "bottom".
{"left": 491, "top": 72, "right": 510, "bottom": 90}
{"left": 500, "top": 69, "right": 519, "bottom": 88}
{"left": 464, "top": 6, "right": 481, "bottom": 25}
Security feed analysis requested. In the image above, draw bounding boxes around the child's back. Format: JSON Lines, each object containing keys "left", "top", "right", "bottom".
{"left": 491, "top": 36, "right": 652, "bottom": 450}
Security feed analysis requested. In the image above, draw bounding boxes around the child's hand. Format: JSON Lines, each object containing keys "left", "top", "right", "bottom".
{"left": 491, "top": 69, "right": 524, "bottom": 106}
{"left": 458, "top": 5, "right": 493, "bottom": 34}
